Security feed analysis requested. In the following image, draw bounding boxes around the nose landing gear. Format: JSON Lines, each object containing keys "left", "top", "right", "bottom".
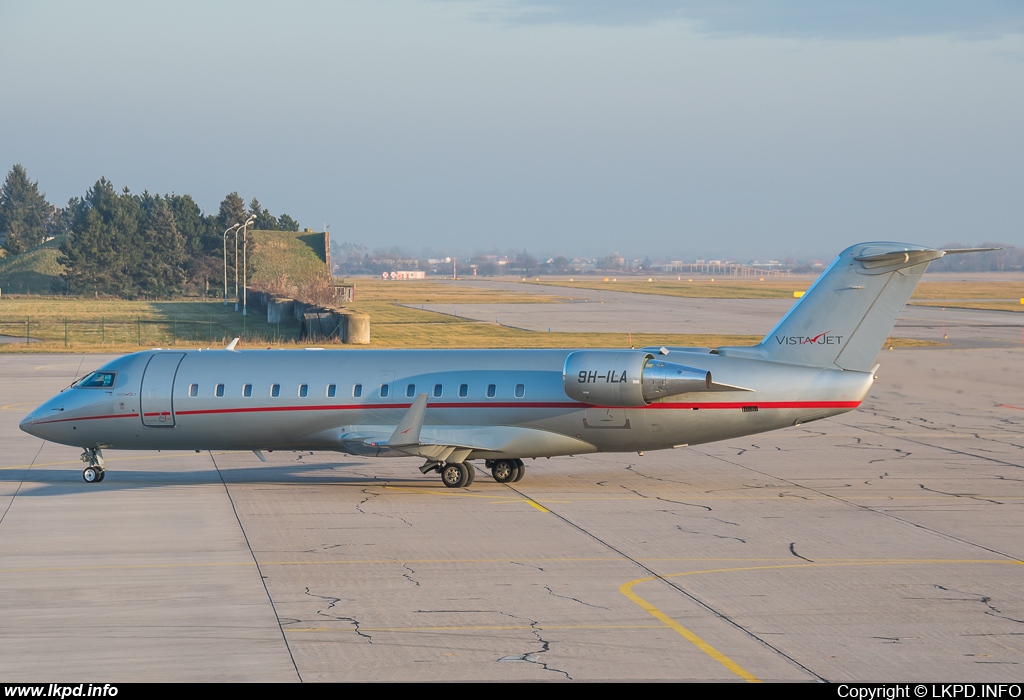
{"left": 80, "top": 448, "right": 106, "bottom": 483}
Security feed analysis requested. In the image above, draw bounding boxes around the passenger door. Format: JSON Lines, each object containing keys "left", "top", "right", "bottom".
{"left": 140, "top": 353, "right": 185, "bottom": 427}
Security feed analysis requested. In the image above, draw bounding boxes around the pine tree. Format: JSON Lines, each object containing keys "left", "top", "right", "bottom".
{"left": 0, "top": 164, "right": 52, "bottom": 254}
{"left": 59, "top": 178, "right": 142, "bottom": 296}
{"left": 277, "top": 213, "right": 300, "bottom": 231}
{"left": 217, "top": 192, "right": 247, "bottom": 231}
{"left": 250, "top": 197, "right": 279, "bottom": 230}
{"left": 136, "top": 201, "right": 186, "bottom": 296}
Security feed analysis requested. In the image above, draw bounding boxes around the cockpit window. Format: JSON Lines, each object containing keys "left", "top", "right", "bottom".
{"left": 75, "top": 371, "right": 117, "bottom": 389}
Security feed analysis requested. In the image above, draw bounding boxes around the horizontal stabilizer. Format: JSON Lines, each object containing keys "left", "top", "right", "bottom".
{"left": 942, "top": 247, "right": 1001, "bottom": 255}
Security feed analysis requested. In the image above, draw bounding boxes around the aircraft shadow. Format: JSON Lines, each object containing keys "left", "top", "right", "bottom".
{"left": 0, "top": 461, "right": 440, "bottom": 497}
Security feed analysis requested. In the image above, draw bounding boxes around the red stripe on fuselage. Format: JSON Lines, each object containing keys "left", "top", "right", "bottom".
{"left": 32, "top": 413, "right": 139, "bottom": 426}
{"left": 46, "top": 400, "right": 861, "bottom": 423}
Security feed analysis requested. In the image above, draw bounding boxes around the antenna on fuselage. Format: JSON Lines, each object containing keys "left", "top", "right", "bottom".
{"left": 225, "top": 337, "right": 240, "bottom": 351}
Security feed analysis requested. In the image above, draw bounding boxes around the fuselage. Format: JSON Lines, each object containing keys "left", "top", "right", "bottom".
{"left": 20, "top": 347, "right": 874, "bottom": 460}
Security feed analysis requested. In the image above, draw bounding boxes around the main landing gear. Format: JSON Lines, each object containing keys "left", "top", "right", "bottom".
{"left": 486, "top": 459, "right": 525, "bottom": 484}
{"left": 80, "top": 448, "right": 106, "bottom": 483}
{"left": 420, "top": 458, "right": 526, "bottom": 488}
{"left": 421, "top": 461, "right": 476, "bottom": 488}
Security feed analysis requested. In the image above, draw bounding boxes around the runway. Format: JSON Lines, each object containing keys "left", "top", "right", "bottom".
{"left": 1, "top": 298, "right": 1022, "bottom": 681}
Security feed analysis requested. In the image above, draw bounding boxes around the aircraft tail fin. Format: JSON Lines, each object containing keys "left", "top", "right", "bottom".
{"left": 717, "top": 242, "right": 961, "bottom": 372}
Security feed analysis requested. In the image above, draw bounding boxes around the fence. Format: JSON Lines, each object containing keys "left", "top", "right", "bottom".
{"left": 0, "top": 317, "right": 295, "bottom": 347}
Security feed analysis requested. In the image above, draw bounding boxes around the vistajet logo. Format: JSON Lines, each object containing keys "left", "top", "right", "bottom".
{"left": 774, "top": 330, "right": 844, "bottom": 346}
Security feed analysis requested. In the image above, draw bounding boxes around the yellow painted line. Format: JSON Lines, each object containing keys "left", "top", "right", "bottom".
{"left": 382, "top": 483, "right": 555, "bottom": 510}
{"left": 620, "top": 558, "right": 1023, "bottom": 683}
{"left": 0, "top": 555, "right": 805, "bottom": 575}
{"left": 3, "top": 556, "right": 1019, "bottom": 577}
{"left": 0, "top": 451, "right": 232, "bottom": 470}
{"left": 621, "top": 576, "right": 760, "bottom": 682}
{"left": 287, "top": 624, "right": 663, "bottom": 633}
{"left": 0, "top": 561, "right": 255, "bottom": 574}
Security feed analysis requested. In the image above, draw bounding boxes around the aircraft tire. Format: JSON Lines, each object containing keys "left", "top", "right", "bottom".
{"left": 491, "top": 460, "right": 518, "bottom": 483}
{"left": 463, "top": 463, "right": 476, "bottom": 486}
{"left": 441, "top": 462, "right": 470, "bottom": 488}
{"left": 513, "top": 462, "right": 525, "bottom": 482}
{"left": 83, "top": 467, "right": 99, "bottom": 483}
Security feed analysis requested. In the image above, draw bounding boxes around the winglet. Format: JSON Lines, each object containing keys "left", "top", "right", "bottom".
{"left": 226, "top": 337, "right": 240, "bottom": 351}
{"left": 387, "top": 394, "right": 429, "bottom": 447}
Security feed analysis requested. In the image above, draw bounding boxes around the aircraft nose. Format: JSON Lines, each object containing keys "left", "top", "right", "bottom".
{"left": 20, "top": 403, "right": 57, "bottom": 440}
{"left": 20, "top": 407, "right": 45, "bottom": 438}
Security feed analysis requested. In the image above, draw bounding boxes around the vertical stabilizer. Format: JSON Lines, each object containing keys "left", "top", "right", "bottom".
{"left": 717, "top": 242, "right": 945, "bottom": 372}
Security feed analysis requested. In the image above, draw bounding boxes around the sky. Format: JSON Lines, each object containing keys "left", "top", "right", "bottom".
{"left": 2, "top": 0, "right": 1023, "bottom": 260}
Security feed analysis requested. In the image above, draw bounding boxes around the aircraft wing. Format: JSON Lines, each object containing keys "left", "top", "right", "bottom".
{"left": 334, "top": 424, "right": 598, "bottom": 462}
{"left": 305, "top": 394, "right": 598, "bottom": 460}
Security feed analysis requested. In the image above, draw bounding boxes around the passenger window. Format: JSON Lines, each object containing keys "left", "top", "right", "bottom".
{"left": 215, "top": 384, "right": 225, "bottom": 397}
{"left": 515, "top": 383, "right": 525, "bottom": 398}
{"left": 271, "top": 384, "right": 280, "bottom": 398}
{"left": 327, "top": 384, "right": 337, "bottom": 398}
{"left": 243, "top": 384, "right": 252, "bottom": 398}
{"left": 458, "top": 384, "right": 468, "bottom": 398}
{"left": 486, "top": 384, "right": 496, "bottom": 398}
{"left": 380, "top": 384, "right": 390, "bottom": 398}
{"left": 353, "top": 384, "right": 362, "bottom": 398}
{"left": 433, "top": 383, "right": 442, "bottom": 398}
{"left": 299, "top": 384, "right": 308, "bottom": 398}
{"left": 189, "top": 384, "right": 199, "bottom": 397}
{"left": 406, "top": 384, "right": 415, "bottom": 398}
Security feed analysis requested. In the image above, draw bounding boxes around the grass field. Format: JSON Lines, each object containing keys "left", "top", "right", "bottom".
{"left": 526, "top": 277, "right": 812, "bottom": 299}
{"left": 526, "top": 277, "right": 1024, "bottom": 312}
{"left": 0, "top": 299, "right": 292, "bottom": 351}
{"left": 0, "top": 238, "right": 65, "bottom": 295}
{"left": 0, "top": 274, "right": 949, "bottom": 353}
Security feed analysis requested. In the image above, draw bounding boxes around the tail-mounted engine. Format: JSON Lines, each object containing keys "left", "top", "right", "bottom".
{"left": 563, "top": 350, "right": 713, "bottom": 406}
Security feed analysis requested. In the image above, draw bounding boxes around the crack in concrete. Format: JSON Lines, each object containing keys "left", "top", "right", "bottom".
{"left": 497, "top": 611, "right": 571, "bottom": 679}
{"left": 401, "top": 562, "right": 420, "bottom": 587}
{"left": 352, "top": 488, "right": 414, "bottom": 529}
{"left": 623, "top": 462, "right": 693, "bottom": 486}
{"left": 543, "top": 585, "right": 610, "bottom": 610}
{"left": 304, "top": 587, "right": 373, "bottom": 643}
{"left": 789, "top": 542, "right": 813, "bottom": 562}
{"left": 935, "top": 585, "right": 1024, "bottom": 627}
{"left": 676, "top": 525, "right": 745, "bottom": 543}
{"left": 918, "top": 483, "right": 1003, "bottom": 505}
{"left": 862, "top": 448, "right": 911, "bottom": 465}
{"left": 621, "top": 485, "right": 712, "bottom": 511}
{"left": 509, "top": 560, "right": 546, "bottom": 572}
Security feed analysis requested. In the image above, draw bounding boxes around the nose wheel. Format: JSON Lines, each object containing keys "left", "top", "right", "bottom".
{"left": 83, "top": 466, "right": 105, "bottom": 483}
{"left": 80, "top": 448, "right": 106, "bottom": 484}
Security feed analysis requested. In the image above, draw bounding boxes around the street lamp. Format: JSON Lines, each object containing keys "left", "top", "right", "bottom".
{"left": 222, "top": 223, "right": 241, "bottom": 305}
{"left": 233, "top": 223, "right": 240, "bottom": 311}
{"left": 240, "top": 214, "right": 256, "bottom": 317}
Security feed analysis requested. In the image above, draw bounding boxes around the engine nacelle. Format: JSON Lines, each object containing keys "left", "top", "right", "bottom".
{"left": 563, "top": 351, "right": 713, "bottom": 406}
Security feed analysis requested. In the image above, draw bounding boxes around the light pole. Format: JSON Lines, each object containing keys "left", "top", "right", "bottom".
{"left": 233, "top": 224, "right": 240, "bottom": 312}
{"left": 222, "top": 223, "right": 241, "bottom": 305}
{"left": 240, "top": 214, "right": 255, "bottom": 317}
